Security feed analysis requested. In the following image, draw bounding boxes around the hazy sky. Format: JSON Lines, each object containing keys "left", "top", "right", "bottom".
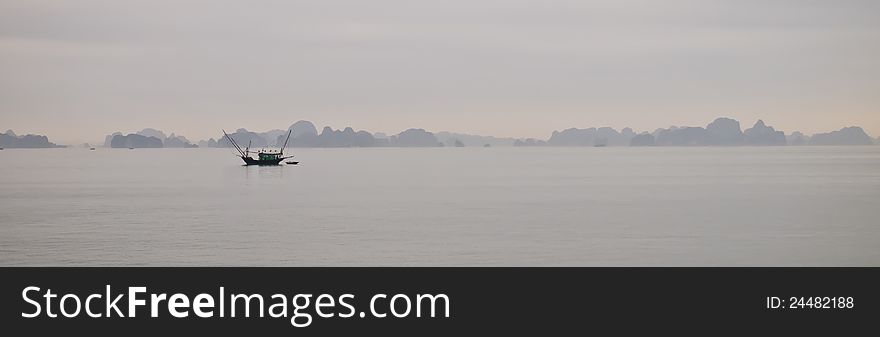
{"left": 1, "top": 0, "right": 879, "bottom": 144}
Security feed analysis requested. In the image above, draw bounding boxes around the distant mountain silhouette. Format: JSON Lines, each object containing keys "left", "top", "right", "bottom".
{"left": 198, "top": 138, "right": 218, "bottom": 148}
{"left": 316, "top": 126, "right": 377, "bottom": 147}
{"left": 630, "top": 133, "right": 655, "bottom": 146}
{"left": 137, "top": 128, "right": 166, "bottom": 140}
{"left": 103, "top": 132, "right": 122, "bottom": 147}
{"left": 289, "top": 120, "right": 318, "bottom": 138}
{"left": 164, "top": 133, "right": 198, "bottom": 148}
{"left": 743, "top": 120, "right": 786, "bottom": 146}
{"left": 644, "top": 118, "right": 787, "bottom": 146}
{"left": 705, "top": 117, "right": 744, "bottom": 146}
{"left": 513, "top": 138, "right": 547, "bottom": 146}
{"left": 110, "top": 134, "right": 163, "bottom": 148}
{"left": 274, "top": 125, "right": 376, "bottom": 147}
{"left": 547, "top": 127, "right": 636, "bottom": 146}
{"left": 217, "top": 128, "right": 269, "bottom": 148}
{"left": 809, "top": 127, "right": 874, "bottom": 145}
{"left": 637, "top": 117, "right": 748, "bottom": 146}
{"left": 205, "top": 121, "right": 442, "bottom": 148}
{"left": 435, "top": 131, "right": 516, "bottom": 147}
{"left": 89, "top": 117, "right": 876, "bottom": 150}
{"left": 275, "top": 121, "right": 319, "bottom": 147}
{"left": 787, "top": 131, "right": 808, "bottom": 146}
{"left": 103, "top": 129, "right": 196, "bottom": 148}
{"left": 390, "top": 128, "right": 442, "bottom": 147}
{"left": 261, "top": 130, "right": 287, "bottom": 146}
{"left": 0, "top": 130, "right": 62, "bottom": 148}
{"left": 654, "top": 126, "right": 707, "bottom": 146}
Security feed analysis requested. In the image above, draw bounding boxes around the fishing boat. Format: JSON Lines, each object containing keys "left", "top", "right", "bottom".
{"left": 223, "top": 129, "right": 295, "bottom": 166}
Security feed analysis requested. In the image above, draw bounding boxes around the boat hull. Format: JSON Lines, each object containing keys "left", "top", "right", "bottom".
{"left": 241, "top": 156, "right": 285, "bottom": 166}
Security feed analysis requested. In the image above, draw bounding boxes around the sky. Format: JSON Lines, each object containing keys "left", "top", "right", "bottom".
{"left": 1, "top": 0, "right": 879, "bottom": 144}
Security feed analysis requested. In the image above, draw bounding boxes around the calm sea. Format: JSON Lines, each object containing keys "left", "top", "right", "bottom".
{"left": 1, "top": 146, "right": 878, "bottom": 266}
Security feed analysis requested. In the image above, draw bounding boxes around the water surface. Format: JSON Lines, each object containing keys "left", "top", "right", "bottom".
{"left": 1, "top": 147, "right": 878, "bottom": 266}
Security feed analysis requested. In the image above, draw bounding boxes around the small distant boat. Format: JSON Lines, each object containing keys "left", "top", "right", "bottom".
{"left": 285, "top": 161, "right": 299, "bottom": 165}
{"left": 128, "top": 147, "right": 134, "bottom": 150}
{"left": 90, "top": 147, "right": 96, "bottom": 151}
{"left": 0, "top": 147, "right": 4, "bottom": 150}
{"left": 223, "top": 129, "right": 295, "bottom": 166}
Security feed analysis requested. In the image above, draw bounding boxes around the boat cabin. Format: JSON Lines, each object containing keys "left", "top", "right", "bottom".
{"left": 258, "top": 151, "right": 283, "bottom": 161}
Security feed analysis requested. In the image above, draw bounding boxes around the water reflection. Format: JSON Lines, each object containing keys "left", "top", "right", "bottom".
{"left": 243, "top": 164, "right": 287, "bottom": 180}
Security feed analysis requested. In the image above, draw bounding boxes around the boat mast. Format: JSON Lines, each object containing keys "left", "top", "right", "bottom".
{"left": 280, "top": 129, "right": 292, "bottom": 155}
{"left": 222, "top": 129, "right": 246, "bottom": 157}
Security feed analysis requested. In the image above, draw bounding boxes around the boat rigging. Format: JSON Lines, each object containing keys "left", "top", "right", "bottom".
{"left": 222, "top": 129, "right": 297, "bottom": 166}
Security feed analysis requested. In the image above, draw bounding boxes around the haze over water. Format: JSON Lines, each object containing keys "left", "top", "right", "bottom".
{"left": 1, "top": 147, "right": 878, "bottom": 266}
